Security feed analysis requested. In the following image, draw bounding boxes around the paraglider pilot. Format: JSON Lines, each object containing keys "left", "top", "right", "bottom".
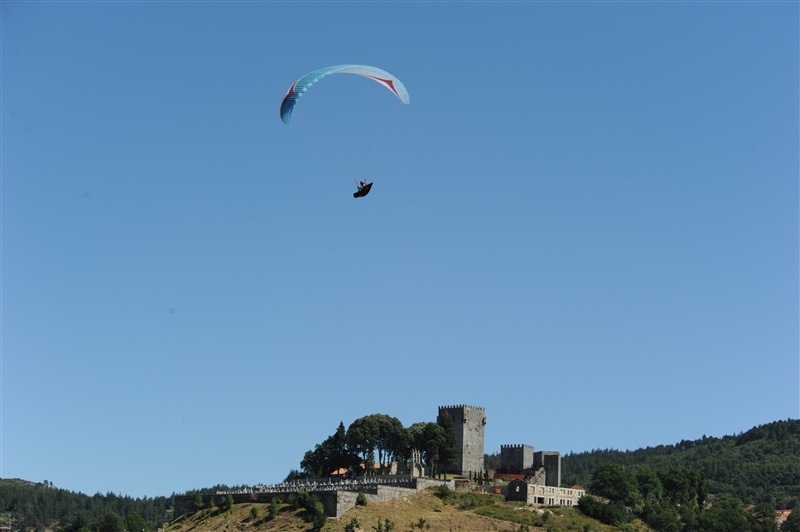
{"left": 353, "top": 179, "right": 372, "bottom": 198}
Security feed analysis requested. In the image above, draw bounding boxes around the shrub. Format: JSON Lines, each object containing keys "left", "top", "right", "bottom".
{"left": 578, "top": 494, "right": 604, "bottom": 520}
{"left": 268, "top": 498, "right": 279, "bottom": 519}
{"left": 356, "top": 492, "right": 368, "bottom": 506}
{"left": 641, "top": 500, "right": 680, "bottom": 532}
{"left": 249, "top": 506, "right": 260, "bottom": 520}
{"left": 579, "top": 494, "right": 633, "bottom": 525}
{"left": 433, "top": 485, "right": 455, "bottom": 501}
{"left": 374, "top": 517, "right": 395, "bottom": 531}
{"left": 218, "top": 494, "right": 234, "bottom": 512}
{"left": 604, "top": 500, "right": 634, "bottom": 526}
{"left": 293, "top": 490, "right": 327, "bottom": 530}
{"left": 309, "top": 501, "right": 327, "bottom": 531}
{"left": 189, "top": 492, "right": 204, "bottom": 512}
{"left": 457, "top": 492, "right": 481, "bottom": 510}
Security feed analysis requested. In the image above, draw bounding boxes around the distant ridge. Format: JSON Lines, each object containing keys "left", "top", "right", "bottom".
{"left": 559, "top": 419, "right": 800, "bottom": 508}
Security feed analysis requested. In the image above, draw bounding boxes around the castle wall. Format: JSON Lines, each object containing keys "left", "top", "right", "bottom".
{"left": 328, "top": 481, "right": 453, "bottom": 517}
{"left": 172, "top": 477, "right": 454, "bottom": 521}
{"left": 325, "top": 486, "right": 421, "bottom": 518}
{"left": 437, "top": 405, "right": 485, "bottom": 477}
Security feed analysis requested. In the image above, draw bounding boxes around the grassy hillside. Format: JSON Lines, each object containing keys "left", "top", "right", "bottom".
{"left": 165, "top": 488, "right": 634, "bottom": 532}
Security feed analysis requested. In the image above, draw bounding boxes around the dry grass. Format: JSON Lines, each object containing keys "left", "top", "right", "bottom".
{"left": 165, "top": 490, "right": 540, "bottom": 531}
{"left": 323, "top": 489, "right": 538, "bottom": 532}
{"left": 164, "top": 488, "right": 647, "bottom": 531}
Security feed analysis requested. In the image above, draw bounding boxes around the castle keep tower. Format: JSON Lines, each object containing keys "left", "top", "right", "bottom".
{"left": 437, "top": 404, "right": 486, "bottom": 477}
{"left": 500, "top": 444, "right": 535, "bottom": 473}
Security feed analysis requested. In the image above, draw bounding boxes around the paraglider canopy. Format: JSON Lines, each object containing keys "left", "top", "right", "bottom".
{"left": 280, "top": 65, "right": 410, "bottom": 125}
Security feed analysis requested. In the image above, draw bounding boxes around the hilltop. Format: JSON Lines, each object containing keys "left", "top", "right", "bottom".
{"left": 165, "top": 488, "right": 632, "bottom": 532}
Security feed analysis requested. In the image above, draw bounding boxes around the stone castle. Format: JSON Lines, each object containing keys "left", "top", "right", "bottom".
{"left": 173, "top": 403, "right": 582, "bottom": 519}
{"left": 499, "top": 444, "right": 562, "bottom": 487}
{"left": 435, "top": 404, "right": 582, "bottom": 508}
{"left": 438, "top": 405, "right": 563, "bottom": 488}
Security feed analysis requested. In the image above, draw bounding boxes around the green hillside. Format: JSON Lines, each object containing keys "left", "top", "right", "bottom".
{"left": 561, "top": 419, "right": 800, "bottom": 508}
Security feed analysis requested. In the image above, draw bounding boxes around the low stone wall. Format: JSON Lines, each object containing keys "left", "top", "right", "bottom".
{"left": 173, "top": 476, "right": 454, "bottom": 520}
{"left": 331, "top": 485, "right": 413, "bottom": 518}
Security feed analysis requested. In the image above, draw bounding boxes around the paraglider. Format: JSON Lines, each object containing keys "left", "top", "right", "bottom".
{"left": 279, "top": 64, "right": 409, "bottom": 198}
{"left": 353, "top": 180, "right": 373, "bottom": 198}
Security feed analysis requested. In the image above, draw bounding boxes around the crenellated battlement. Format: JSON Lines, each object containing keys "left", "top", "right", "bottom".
{"left": 438, "top": 404, "right": 485, "bottom": 413}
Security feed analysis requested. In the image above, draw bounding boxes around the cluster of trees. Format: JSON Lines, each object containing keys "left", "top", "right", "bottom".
{"left": 562, "top": 419, "right": 800, "bottom": 508}
{"left": 0, "top": 479, "right": 172, "bottom": 531}
{"left": 580, "top": 462, "right": 800, "bottom": 531}
{"left": 580, "top": 463, "right": 705, "bottom": 529}
{"left": 294, "top": 413, "right": 459, "bottom": 479}
{"left": 59, "top": 511, "right": 151, "bottom": 532}
{"left": 184, "top": 490, "right": 235, "bottom": 514}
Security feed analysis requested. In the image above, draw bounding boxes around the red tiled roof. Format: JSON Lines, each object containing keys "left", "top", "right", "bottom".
{"left": 777, "top": 510, "right": 792, "bottom": 525}
{"left": 330, "top": 462, "right": 393, "bottom": 476}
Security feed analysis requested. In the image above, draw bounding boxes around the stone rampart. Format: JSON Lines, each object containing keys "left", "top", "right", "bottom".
{"left": 172, "top": 476, "right": 454, "bottom": 520}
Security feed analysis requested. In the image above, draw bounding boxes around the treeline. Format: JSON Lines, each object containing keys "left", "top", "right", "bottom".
{"left": 0, "top": 479, "right": 172, "bottom": 531}
{"left": 579, "top": 462, "right": 800, "bottom": 531}
{"left": 560, "top": 419, "right": 800, "bottom": 508}
{"left": 292, "top": 413, "right": 459, "bottom": 480}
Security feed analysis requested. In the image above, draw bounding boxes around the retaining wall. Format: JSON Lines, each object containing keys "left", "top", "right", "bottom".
{"left": 173, "top": 477, "right": 454, "bottom": 520}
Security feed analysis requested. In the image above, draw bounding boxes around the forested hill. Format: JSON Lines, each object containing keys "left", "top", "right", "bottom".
{"left": 0, "top": 479, "right": 173, "bottom": 531}
{"left": 560, "top": 419, "right": 800, "bottom": 508}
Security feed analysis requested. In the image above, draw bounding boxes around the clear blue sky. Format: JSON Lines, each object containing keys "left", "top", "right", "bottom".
{"left": 2, "top": 1, "right": 797, "bottom": 498}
